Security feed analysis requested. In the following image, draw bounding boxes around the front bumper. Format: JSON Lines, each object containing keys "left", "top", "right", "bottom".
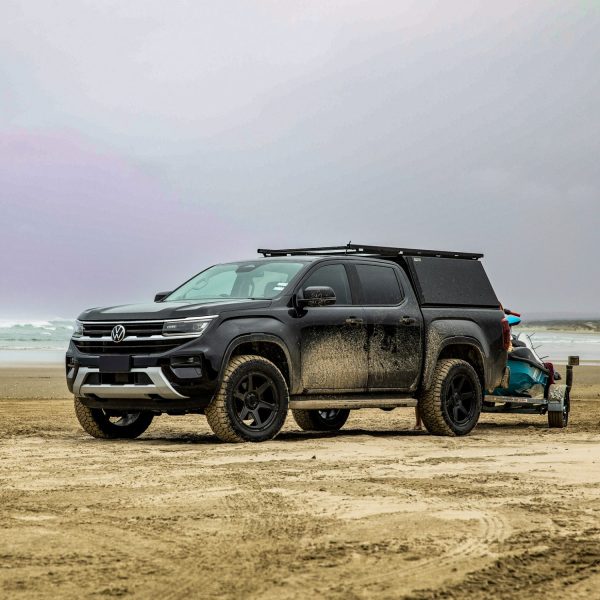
{"left": 66, "top": 338, "right": 218, "bottom": 411}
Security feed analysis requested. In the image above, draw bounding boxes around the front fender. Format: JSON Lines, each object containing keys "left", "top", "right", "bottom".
{"left": 219, "top": 332, "right": 296, "bottom": 388}
{"left": 199, "top": 315, "right": 299, "bottom": 390}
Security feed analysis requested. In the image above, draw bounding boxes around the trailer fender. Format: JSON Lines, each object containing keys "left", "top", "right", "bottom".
{"left": 547, "top": 384, "right": 568, "bottom": 412}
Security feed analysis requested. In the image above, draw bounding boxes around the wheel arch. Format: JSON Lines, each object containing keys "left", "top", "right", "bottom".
{"left": 423, "top": 335, "right": 487, "bottom": 392}
{"left": 438, "top": 341, "right": 485, "bottom": 390}
{"left": 220, "top": 334, "right": 295, "bottom": 391}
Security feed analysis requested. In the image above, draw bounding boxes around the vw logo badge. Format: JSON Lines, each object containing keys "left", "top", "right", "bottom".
{"left": 111, "top": 324, "right": 126, "bottom": 343}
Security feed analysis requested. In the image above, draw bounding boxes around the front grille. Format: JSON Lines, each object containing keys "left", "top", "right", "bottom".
{"left": 73, "top": 339, "right": 185, "bottom": 355}
{"left": 83, "top": 322, "right": 163, "bottom": 338}
{"left": 74, "top": 320, "right": 195, "bottom": 355}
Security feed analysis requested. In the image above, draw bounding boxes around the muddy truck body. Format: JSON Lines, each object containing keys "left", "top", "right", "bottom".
{"left": 66, "top": 244, "right": 508, "bottom": 442}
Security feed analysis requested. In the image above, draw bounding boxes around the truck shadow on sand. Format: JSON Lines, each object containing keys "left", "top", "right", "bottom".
{"left": 136, "top": 422, "right": 551, "bottom": 445}
{"left": 136, "top": 423, "right": 548, "bottom": 447}
{"left": 137, "top": 428, "right": 429, "bottom": 445}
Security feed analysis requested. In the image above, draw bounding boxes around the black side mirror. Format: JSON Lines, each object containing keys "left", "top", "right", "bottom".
{"left": 298, "top": 286, "right": 336, "bottom": 308}
{"left": 154, "top": 291, "right": 171, "bottom": 302}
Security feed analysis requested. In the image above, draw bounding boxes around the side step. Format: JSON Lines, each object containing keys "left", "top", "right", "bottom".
{"left": 289, "top": 394, "right": 417, "bottom": 410}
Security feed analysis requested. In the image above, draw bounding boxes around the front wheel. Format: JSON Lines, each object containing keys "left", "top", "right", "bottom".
{"left": 292, "top": 408, "right": 350, "bottom": 432}
{"left": 205, "top": 355, "right": 289, "bottom": 442}
{"left": 74, "top": 397, "right": 154, "bottom": 439}
{"left": 419, "top": 359, "right": 482, "bottom": 436}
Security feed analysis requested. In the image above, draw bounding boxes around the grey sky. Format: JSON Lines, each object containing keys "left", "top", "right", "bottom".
{"left": 1, "top": 1, "right": 599, "bottom": 318}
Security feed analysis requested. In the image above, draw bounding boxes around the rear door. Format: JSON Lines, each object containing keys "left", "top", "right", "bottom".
{"left": 352, "top": 262, "right": 423, "bottom": 391}
{"left": 296, "top": 262, "right": 368, "bottom": 392}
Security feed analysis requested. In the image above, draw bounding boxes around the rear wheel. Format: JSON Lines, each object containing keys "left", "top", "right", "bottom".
{"left": 292, "top": 408, "right": 350, "bottom": 432}
{"left": 74, "top": 397, "right": 154, "bottom": 439}
{"left": 205, "top": 355, "right": 289, "bottom": 442}
{"left": 419, "top": 359, "right": 482, "bottom": 436}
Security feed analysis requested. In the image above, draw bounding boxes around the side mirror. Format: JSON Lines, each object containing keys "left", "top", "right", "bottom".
{"left": 298, "top": 286, "right": 336, "bottom": 308}
{"left": 154, "top": 291, "right": 171, "bottom": 302}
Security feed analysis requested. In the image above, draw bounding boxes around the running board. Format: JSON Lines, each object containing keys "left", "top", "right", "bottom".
{"left": 289, "top": 395, "right": 416, "bottom": 410}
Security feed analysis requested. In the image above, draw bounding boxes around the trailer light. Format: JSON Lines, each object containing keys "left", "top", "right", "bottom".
{"left": 501, "top": 317, "right": 511, "bottom": 351}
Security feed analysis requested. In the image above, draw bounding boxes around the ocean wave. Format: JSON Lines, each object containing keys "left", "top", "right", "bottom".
{"left": 0, "top": 319, "right": 74, "bottom": 329}
{"left": 0, "top": 319, "right": 74, "bottom": 349}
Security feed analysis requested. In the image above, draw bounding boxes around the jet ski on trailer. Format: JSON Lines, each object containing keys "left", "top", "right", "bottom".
{"left": 483, "top": 309, "right": 578, "bottom": 428}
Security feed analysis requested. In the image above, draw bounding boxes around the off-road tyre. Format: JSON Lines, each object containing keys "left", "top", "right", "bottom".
{"left": 74, "top": 397, "right": 154, "bottom": 439}
{"left": 205, "top": 355, "right": 289, "bottom": 443}
{"left": 292, "top": 408, "right": 350, "bottom": 432}
{"left": 419, "top": 358, "right": 482, "bottom": 436}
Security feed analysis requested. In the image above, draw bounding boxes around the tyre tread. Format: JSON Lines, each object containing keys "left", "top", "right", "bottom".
{"left": 74, "top": 397, "right": 153, "bottom": 439}
{"left": 291, "top": 409, "right": 350, "bottom": 432}
{"left": 548, "top": 410, "right": 566, "bottom": 428}
{"left": 291, "top": 409, "right": 316, "bottom": 431}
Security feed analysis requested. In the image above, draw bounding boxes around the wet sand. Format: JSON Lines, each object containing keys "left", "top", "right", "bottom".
{"left": 1, "top": 366, "right": 599, "bottom": 599}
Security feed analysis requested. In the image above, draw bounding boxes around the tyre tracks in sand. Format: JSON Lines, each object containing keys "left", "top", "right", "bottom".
{"left": 344, "top": 508, "right": 512, "bottom": 596}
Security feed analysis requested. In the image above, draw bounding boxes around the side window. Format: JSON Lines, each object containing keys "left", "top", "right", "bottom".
{"left": 356, "top": 264, "right": 403, "bottom": 305}
{"left": 302, "top": 264, "right": 351, "bottom": 305}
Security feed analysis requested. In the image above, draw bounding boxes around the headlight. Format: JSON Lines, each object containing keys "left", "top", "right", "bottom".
{"left": 72, "top": 320, "right": 84, "bottom": 338}
{"left": 162, "top": 317, "right": 214, "bottom": 337}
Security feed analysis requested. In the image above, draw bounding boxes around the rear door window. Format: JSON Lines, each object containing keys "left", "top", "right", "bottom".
{"left": 355, "top": 264, "right": 403, "bottom": 305}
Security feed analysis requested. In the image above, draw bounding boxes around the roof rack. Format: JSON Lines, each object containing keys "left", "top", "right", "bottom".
{"left": 257, "top": 243, "right": 483, "bottom": 260}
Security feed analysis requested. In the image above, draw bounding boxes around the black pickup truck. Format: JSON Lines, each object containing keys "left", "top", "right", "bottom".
{"left": 66, "top": 244, "right": 508, "bottom": 442}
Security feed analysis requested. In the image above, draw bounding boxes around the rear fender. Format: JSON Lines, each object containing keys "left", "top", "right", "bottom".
{"left": 422, "top": 320, "right": 491, "bottom": 392}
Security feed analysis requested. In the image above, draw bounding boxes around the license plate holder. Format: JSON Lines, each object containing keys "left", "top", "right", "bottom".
{"left": 99, "top": 355, "right": 131, "bottom": 373}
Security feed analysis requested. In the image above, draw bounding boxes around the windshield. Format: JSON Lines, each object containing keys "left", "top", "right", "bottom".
{"left": 165, "top": 261, "right": 306, "bottom": 302}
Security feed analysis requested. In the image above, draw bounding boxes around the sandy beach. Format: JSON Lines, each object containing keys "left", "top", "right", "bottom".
{"left": 1, "top": 365, "right": 599, "bottom": 599}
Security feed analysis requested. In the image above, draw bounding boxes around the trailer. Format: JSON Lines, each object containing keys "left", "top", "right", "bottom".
{"left": 482, "top": 355, "right": 579, "bottom": 428}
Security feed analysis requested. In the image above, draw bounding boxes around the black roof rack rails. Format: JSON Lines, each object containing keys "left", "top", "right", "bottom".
{"left": 257, "top": 243, "right": 483, "bottom": 260}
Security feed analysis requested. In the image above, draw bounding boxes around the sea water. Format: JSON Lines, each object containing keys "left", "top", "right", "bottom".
{"left": 0, "top": 319, "right": 74, "bottom": 364}
{"left": 1, "top": 319, "right": 599, "bottom": 365}
{"left": 512, "top": 328, "right": 600, "bottom": 364}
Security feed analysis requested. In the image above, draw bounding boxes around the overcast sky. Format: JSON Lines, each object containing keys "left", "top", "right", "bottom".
{"left": 1, "top": 1, "right": 599, "bottom": 318}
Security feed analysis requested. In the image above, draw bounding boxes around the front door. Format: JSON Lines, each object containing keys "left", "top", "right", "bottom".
{"left": 297, "top": 263, "right": 368, "bottom": 392}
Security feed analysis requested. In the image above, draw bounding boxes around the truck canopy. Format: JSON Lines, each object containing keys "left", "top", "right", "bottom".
{"left": 403, "top": 256, "right": 499, "bottom": 308}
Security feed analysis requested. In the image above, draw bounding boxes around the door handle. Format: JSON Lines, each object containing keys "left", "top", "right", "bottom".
{"left": 400, "top": 316, "right": 416, "bottom": 325}
{"left": 345, "top": 317, "right": 364, "bottom": 325}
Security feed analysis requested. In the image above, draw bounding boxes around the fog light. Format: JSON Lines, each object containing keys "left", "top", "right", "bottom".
{"left": 170, "top": 355, "right": 201, "bottom": 367}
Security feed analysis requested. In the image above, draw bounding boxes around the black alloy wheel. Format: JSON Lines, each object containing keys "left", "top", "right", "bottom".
{"left": 231, "top": 371, "right": 280, "bottom": 433}
{"left": 445, "top": 373, "right": 477, "bottom": 428}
